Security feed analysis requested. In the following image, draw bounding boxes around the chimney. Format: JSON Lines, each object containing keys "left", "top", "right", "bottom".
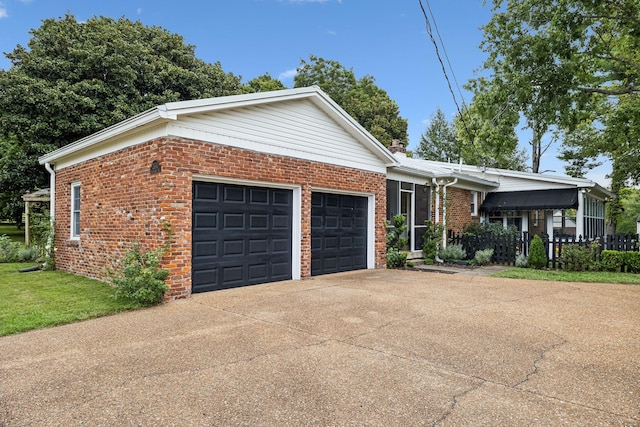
{"left": 389, "top": 139, "right": 406, "bottom": 155}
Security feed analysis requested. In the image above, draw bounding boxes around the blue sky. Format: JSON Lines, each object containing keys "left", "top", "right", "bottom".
{"left": 0, "top": 0, "right": 610, "bottom": 186}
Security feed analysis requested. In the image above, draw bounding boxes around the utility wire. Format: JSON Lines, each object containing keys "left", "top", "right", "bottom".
{"left": 424, "top": 0, "right": 467, "bottom": 110}
{"left": 418, "top": 0, "right": 474, "bottom": 146}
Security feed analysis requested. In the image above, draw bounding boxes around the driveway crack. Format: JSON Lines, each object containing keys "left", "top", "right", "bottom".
{"left": 430, "top": 380, "right": 485, "bottom": 426}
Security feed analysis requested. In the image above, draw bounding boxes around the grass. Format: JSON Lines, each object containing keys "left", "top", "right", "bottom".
{"left": 0, "top": 223, "right": 25, "bottom": 244}
{"left": 493, "top": 267, "right": 640, "bottom": 285}
{"left": 0, "top": 263, "right": 142, "bottom": 337}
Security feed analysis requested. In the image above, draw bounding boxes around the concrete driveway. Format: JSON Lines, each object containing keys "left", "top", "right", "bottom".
{"left": 1, "top": 270, "right": 639, "bottom": 426}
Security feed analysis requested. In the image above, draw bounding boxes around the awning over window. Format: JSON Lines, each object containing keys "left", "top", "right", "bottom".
{"left": 480, "top": 188, "right": 578, "bottom": 211}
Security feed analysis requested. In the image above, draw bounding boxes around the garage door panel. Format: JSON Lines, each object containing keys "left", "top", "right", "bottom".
{"left": 192, "top": 182, "right": 293, "bottom": 293}
{"left": 311, "top": 193, "right": 368, "bottom": 276}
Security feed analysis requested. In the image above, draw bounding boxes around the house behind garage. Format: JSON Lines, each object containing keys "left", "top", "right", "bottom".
{"left": 39, "top": 87, "right": 397, "bottom": 299}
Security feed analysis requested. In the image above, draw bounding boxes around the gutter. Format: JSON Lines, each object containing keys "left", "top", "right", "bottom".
{"left": 44, "top": 162, "right": 55, "bottom": 267}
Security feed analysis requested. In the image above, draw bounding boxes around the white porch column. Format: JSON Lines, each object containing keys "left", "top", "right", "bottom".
{"left": 546, "top": 210, "right": 554, "bottom": 258}
{"left": 576, "top": 190, "right": 585, "bottom": 238}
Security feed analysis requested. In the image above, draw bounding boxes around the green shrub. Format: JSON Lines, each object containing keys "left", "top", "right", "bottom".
{"left": 624, "top": 251, "right": 640, "bottom": 273}
{"left": 600, "top": 250, "right": 624, "bottom": 272}
{"left": 111, "top": 223, "right": 172, "bottom": 305}
{"left": 559, "top": 244, "right": 594, "bottom": 272}
{"left": 422, "top": 220, "right": 444, "bottom": 263}
{"left": 386, "top": 247, "right": 408, "bottom": 269}
{"left": 464, "top": 222, "right": 518, "bottom": 239}
{"left": 112, "top": 243, "right": 169, "bottom": 305}
{"left": 0, "top": 235, "right": 38, "bottom": 263}
{"left": 528, "top": 235, "right": 548, "bottom": 269}
{"left": 439, "top": 243, "right": 466, "bottom": 262}
{"left": 385, "top": 215, "right": 408, "bottom": 268}
{"left": 473, "top": 248, "right": 494, "bottom": 265}
{"left": 0, "top": 235, "right": 19, "bottom": 262}
{"left": 515, "top": 253, "right": 528, "bottom": 268}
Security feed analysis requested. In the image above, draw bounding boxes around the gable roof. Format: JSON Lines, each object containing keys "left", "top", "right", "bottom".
{"left": 39, "top": 86, "right": 399, "bottom": 171}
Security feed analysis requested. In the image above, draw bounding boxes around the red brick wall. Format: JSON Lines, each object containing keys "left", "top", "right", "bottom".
{"left": 442, "top": 187, "right": 479, "bottom": 234}
{"left": 53, "top": 137, "right": 387, "bottom": 299}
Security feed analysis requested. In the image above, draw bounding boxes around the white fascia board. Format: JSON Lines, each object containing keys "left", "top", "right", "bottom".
{"left": 38, "top": 107, "right": 176, "bottom": 165}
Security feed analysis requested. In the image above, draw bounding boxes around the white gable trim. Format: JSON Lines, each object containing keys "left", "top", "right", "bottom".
{"left": 39, "top": 87, "right": 399, "bottom": 170}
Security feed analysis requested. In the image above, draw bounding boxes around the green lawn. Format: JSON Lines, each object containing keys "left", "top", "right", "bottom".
{"left": 0, "top": 223, "right": 25, "bottom": 244}
{"left": 493, "top": 267, "right": 640, "bottom": 284}
{"left": 0, "top": 263, "right": 142, "bottom": 337}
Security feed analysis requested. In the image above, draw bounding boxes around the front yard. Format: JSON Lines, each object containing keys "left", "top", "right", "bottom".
{"left": 0, "top": 263, "right": 141, "bottom": 337}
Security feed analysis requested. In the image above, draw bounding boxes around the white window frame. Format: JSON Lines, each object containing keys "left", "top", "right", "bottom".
{"left": 471, "top": 191, "right": 478, "bottom": 217}
{"left": 70, "top": 182, "right": 81, "bottom": 240}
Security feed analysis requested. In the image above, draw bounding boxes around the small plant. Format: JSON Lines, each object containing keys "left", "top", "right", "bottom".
{"left": 473, "top": 248, "right": 494, "bottom": 266}
{"left": 528, "top": 235, "right": 548, "bottom": 269}
{"left": 385, "top": 214, "right": 408, "bottom": 268}
{"left": 422, "top": 220, "right": 444, "bottom": 264}
{"left": 111, "top": 222, "right": 172, "bottom": 305}
{"left": 439, "top": 243, "right": 466, "bottom": 262}
{"left": 386, "top": 247, "right": 408, "bottom": 268}
{"left": 559, "top": 244, "right": 594, "bottom": 272}
{"left": 0, "top": 235, "right": 21, "bottom": 262}
{"left": 515, "top": 253, "right": 528, "bottom": 268}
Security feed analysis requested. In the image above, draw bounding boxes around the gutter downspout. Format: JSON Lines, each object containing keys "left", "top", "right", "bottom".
{"left": 432, "top": 178, "right": 440, "bottom": 227}
{"left": 441, "top": 178, "right": 458, "bottom": 249}
{"left": 44, "top": 162, "right": 55, "bottom": 267}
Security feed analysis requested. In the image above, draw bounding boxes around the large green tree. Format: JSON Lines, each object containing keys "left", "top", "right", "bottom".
{"left": 293, "top": 55, "right": 408, "bottom": 147}
{"left": 476, "top": 0, "right": 639, "bottom": 183}
{"left": 0, "top": 14, "right": 241, "bottom": 223}
{"left": 416, "top": 108, "right": 459, "bottom": 162}
{"left": 453, "top": 81, "right": 527, "bottom": 171}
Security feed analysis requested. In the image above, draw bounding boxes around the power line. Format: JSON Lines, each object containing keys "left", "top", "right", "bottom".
{"left": 424, "top": 0, "right": 467, "bottom": 110}
{"left": 418, "top": 0, "right": 474, "bottom": 146}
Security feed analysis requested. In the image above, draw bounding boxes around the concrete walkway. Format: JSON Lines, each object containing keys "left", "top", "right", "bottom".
{"left": 1, "top": 270, "right": 639, "bottom": 426}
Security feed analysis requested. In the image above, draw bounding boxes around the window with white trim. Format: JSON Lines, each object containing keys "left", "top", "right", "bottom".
{"left": 71, "top": 182, "right": 81, "bottom": 239}
{"left": 470, "top": 191, "right": 478, "bottom": 216}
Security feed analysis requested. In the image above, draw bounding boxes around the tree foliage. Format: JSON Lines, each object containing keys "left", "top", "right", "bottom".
{"left": 616, "top": 188, "right": 640, "bottom": 234}
{"left": 476, "top": 0, "right": 639, "bottom": 184}
{"left": 0, "top": 14, "right": 241, "bottom": 221}
{"left": 241, "top": 73, "right": 287, "bottom": 94}
{"left": 294, "top": 55, "right": 408, "bottom": 146}
{"left": 416, "top": 108, "right": 459, "bottom": 162}
{"left": 453, "top": 86, "right": 527, "bottom": 171}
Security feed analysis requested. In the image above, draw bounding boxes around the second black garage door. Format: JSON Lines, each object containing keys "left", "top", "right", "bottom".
{"left": 311, "top": 192, "right": 368, "bottom": 276}
{"left": 192, "top": 182, "right": 293, "bottom": 293}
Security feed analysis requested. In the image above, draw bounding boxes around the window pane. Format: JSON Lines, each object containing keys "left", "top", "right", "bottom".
{"left": 414, "top": 184, "right": 430, "bottom": 226}
{"left": 386, "top": 180, "right": 399, "bottom": 220}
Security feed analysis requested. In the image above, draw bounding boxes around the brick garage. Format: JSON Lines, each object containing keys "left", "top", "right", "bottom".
{"left": 41, "top": 88, "right": 396, "bottom": 299}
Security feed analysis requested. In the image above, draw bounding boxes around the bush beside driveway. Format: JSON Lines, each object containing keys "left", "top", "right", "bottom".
{"left": 1, "top": 269, "right": 638, "bottom": 425}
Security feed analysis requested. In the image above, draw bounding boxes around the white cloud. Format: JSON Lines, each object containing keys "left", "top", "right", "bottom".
{"left": 0, "top": 2, "right": 7, "bottom": 19}
{"left": 278, "top": 68, "right": 298, "bottom": 80}
{"left": 327, "top": 29, "right": 336, "bottom": 36}
{"left": 137, "top": 8, "right": 143, "bottom": 14}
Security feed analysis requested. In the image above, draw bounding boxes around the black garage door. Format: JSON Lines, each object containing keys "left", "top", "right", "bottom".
{"left": 311, "top": 192, "right": 368, "bottom": 276}
{"left": 192, "top": 182, "right": 293, "bottom": 293}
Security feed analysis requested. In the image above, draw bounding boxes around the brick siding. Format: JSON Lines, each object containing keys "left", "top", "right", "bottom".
{"left": 53, "top": 137, "right": 387, "bottom": 300}
{"left": 442, "top": 187, "right": 479, "bottom": 234}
